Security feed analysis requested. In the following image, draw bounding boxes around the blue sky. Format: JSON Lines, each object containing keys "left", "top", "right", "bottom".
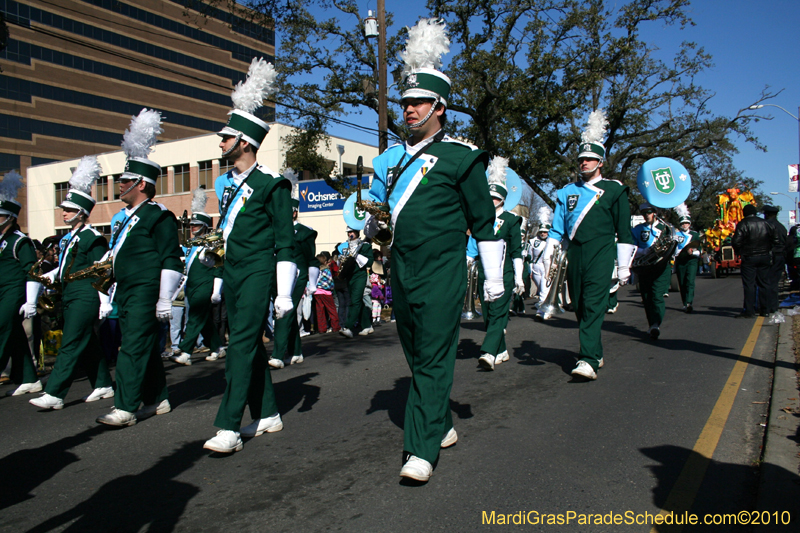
{"left": 288, "top": 1, "right": 800, "bottom": 226}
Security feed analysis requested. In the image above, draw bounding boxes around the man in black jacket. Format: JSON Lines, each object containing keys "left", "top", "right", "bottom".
{"left": 731, "top": 204, "right": 779, "bottom": 318}
{"left": 763, "top": 205, "right": 787, "bottom": 313}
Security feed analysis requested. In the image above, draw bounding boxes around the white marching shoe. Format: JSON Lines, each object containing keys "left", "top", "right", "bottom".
{"left": 571, "top": 361, "right": 597, "bottom": 380}
{"left": 170, "top": 352, "right": 192, "bottom": 366}
{"left": 358, "top": 327, "right": 374, "bottom": 336}
{"left": 203, "top": 430, "right": 243, "bottom": 453}
{"left": 84, "top": 386, "right": 114, "bottom": 402}
{"left": 268, "top": 358, "right": 284, "bottom": 369}
{"left": 7, "top": 380, "right": 42, "bottom": 396}
{"left": 478, "top": 353, "right": 495, "bottom": 371}
{"left": 289, "top": 355, "right": 304, "bottom": 365}
{"left": 240, "top": 413, "right": 283, "bottom": 438}
{"left": 441, "top": 427, "right": 458, "bottom": 448}
{"left": 206, "top": 348, "right": 226, "bottom": 361}
{"left": 400, "top": 455, "right": 433, "bottom": 482}
{"left": 30, "top": 393, "right": 64, "bottom": 410}
{"left": 339, "top": 328, "right": 354, "bottom": 339}
{"left": 135, "top": 399, "right": 171, "bottom": 421}
{"left": 495, "top": 351, "right": 509, "bottom": 365}
{"left": 97, "top": 408, "right": 137, "bottom": 427}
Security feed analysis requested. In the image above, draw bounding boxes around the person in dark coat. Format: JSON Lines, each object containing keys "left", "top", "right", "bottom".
{"left": 731, "top": 204, "right": 779, "bottom": 318}
{"left": 762, "top": 205, "right": 787, "bottom": 313}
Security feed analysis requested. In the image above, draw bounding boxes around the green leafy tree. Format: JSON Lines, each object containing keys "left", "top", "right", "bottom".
{"left": 282, "top": 117, "right": 333, "bottom": 180}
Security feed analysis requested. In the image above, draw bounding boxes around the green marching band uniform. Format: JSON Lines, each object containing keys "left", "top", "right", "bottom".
{"left": 173, "top": 189, "right": 224, "bottom": 365}
{"left": 270, "top": 179, "right": 320, "bottom": 366}
{"left": 31, "top": 156, "right": 114, "bottom": 409}
{"left": 340, "top": 238, "right": 374, "bottom": 336}
{"left": 0, "top": 171, "right": 41, "bottom": 394}
{"left": 466, "top": 159, "right": 523, "bottom": 371}
{"left": 97, "top": 109, "right": 184, "bottom": 426}
{"left": 631, "top": 204, "right": 672, "bottom": 338}
{"left": 512, "top": 221, "right": 530, "bottom": 315}
{"left": 673, "top": 213, "right": 701, "bottom": 312}
{"left": 545, "top": 110, "right": 636, "bottom": 380}
{"left": 364, "top": 19, "right": 503, "bottom": 480}
{"left": 204, "top": 58, "right": 298, "bottom": 453}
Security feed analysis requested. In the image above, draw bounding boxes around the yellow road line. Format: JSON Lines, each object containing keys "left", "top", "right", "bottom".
{"left": 650, "top": 316, "right": 763, "bottom": 533}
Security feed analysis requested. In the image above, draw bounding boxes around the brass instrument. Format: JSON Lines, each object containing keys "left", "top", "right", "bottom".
{"left": 461, "top": 258, "right": 482, "bottom": 320}
{"left": 64, "top": 257, "right": 115, "bottom": 295}
{"left": 631, "top": 217, "right": 678, "bottom": 273}
{"left": 538, "top": 243, "right": 568, "bottom": 320}
{"left": 177, "top": 209, "right": 192, "bottom": 246}
{"left": 186, "top": 230, "right": 225, "bottom": 268}
{"left": 28, "top": 243, "right": 71, "bottom": 312}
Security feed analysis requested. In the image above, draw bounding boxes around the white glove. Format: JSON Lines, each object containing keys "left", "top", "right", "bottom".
{"left": 513, "top": 257, "right": 525, "bottom": 295}
{"left": 98, "top": 291, "right": 113, "bottom": 320}
{"left": 356, "top": 253, "right": 370, "bottom": 268}
{"left": 211, "top": 277, "right": 223, "bottom": 304}
{"left": 156, "top": 269, "right": 182, "bottom": 322}
{"left": 466, "top": 255, "right": 475, "bottom": 268}
{"left": 307, "top": 266, "right": 319, "bottom": 295}
{"left": 364, "top": 213, "right": 388, "bottom": 240}
{"left": 478, "top": 240, "right": 505, "bottom": 302}
{"left": 542, "top": 237, "right": 560, "bottom": 276}
{"left": 43, "top": 269, "right": 58, "bottom": 284}
{"left": 617, "top": 243, "right": 637, "bottom": 286}
{"left": 274, "top": 261, "right": 298, "bottom": 319}
{"left": 691, "top": 248, "right": 701, "bottom": 257}
{"left": 19, "top": 281, "right": 41, "bottom": 318}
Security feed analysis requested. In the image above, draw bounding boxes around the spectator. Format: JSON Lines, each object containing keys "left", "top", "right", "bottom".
{"left": 314, "top": 253, "right": 339, "bottom": 333}
{"left": 370, "top": 272, "right": 385, "bottom": 326}
{"left": 731, "top": 204, "right": 779, "bottom": 318}
{"left": 762, "top": 205, "right": 787, "bottom": 314}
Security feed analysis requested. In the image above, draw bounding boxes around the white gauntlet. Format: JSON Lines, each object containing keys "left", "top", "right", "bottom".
{"left": 98, "top": 291, "right": 113, "bottom": 320}
{"left": 274, "top": 261, "right": 298, "bottom": 319}
{"left": 156, "top": 269, "right": 182, "bottom": 322}
{"left": 307, "top": 266, "right": 320, "bottom": 295}
{"left": 211, "top": 277, "right": 223, "bottom": 304}
{"left": 616, "top": 243, "right": 637, "bottom": 286}
{"left": 513, "top": 257, "right": 525, "bottom": 295}
{"left": 19, "top": 281, "right": 42, "bottom": 318}
{"left": 478, "top": 240, "right": 505, "bottom": 302}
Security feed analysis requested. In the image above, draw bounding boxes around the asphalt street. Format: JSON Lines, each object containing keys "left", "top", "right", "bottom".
{"left": 0, "top": 274, "right": 788, "bottom": 532}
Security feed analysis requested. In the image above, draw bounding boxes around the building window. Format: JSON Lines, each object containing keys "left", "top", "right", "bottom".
{"left": 173, "top": 164, "right": 190, "bottom": 193}
{"left": 97, "top": 175, "right": 110, "bottom": 202}
{"left": 156, "top": 167, "right": 169, "bottom": 196}
{"left": 55, "top": 228, "right": 70, "bottom": 238}
{"left": 93, "top": 224, "right": 112, "bottom": 238}
{"left": 198, "top": 160, "right": 214, "bottom": 189}
{"left": 219, "top": 159, "right": 234, "bottom": 176}
{"left": 112, "top": 174, "right": 122, "bottom": 200}
{"left": 54, "top": 182, "right": 69, "bottom": 207}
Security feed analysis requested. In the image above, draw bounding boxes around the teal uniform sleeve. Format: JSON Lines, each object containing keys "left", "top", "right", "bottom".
{"left": 267, "top": 179, "right": 295, "bottom": 263}
{"left": 456, "top": 150, "right": 497, "bottom": 243}
{"left": 153, "top": 211, "right": 183, "bottom": 273}
{"left": 507, "top": 215, "right": 523, "bottom": 260}
{"left": 612, "top": 185, "right": 634, "bottom": 245}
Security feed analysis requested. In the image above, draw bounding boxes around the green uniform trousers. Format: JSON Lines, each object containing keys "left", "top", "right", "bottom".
{"left": 178, "top": 285, "right": 222, "bottom": 354}
{"left": 608, "top": 288, "right": 618, "bottom": 310}
{"left": 215, "top": 262, "right": 278, "bottom": 431}
{"left": 675, "top": 257, "right": 698, "bottom": 306}
{"left": 478, "top": 271, "right": 514, "bottom": 356}
{"left": 343, "top": 270, "right": 370, "bottom": 332}
{"left": 638, "top": 261, "right": 672, "bottom": 327}
{"left": 114, "top": 281, "right": 169, "bottom": 412}
{"left": 45, "top": 297, "right": 112, "bottom": 399}
{"left": 272, "top": 273, "right": 307, "bottom": 359}
{"left": 0, "top": 288, "right": 37, "bottom": 385}
{"left": 393, "top": 234, "right": 463, "bottom": 465}
{"left": 567, "top": 239, "right": 615, "bottom": 371}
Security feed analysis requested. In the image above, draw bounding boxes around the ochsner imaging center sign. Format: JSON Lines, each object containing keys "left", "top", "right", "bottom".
{"left": 299, "top": 177, "right": 371, "bottom": 212}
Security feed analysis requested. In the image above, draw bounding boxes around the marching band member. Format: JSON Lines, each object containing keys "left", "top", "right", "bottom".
{"left": 338, "top": 227, "right": 374, "bottom": 338}
{"left": 30, "top": 157, "right": 114, "bottom": 410}
{"left": 631, "top": 203, "right": 671, "bottom": 339}
{"left": 364, "top": 19, "right": 503, "bottom": 482}
{"left": 171, "top": 188, "right": 225, "bottom": 365}
{"left": 269, "top": 170, "right": 320, "bottom": 367}
{"left": 510, "top": 215, "right": 529, "bottom": 316}
{"left": 0, "top": 171, "right": 42, "bottom": 396}
{"left": 466, "top": 157, "right": 523, "bottom": 371}
{"left": 203, "top": 58, "right": 296, "bottom": 454}
{"left": 96, "top": 109, "right": 183, "bottom": 427}
{"left": 673, "top": 204, "right": 702, "bottom": 314}
{"left": 530, "top": 207, "right": 552, "bottom": 306}
{"left": 544, "top": 110, "right": 636, "bottom": 380}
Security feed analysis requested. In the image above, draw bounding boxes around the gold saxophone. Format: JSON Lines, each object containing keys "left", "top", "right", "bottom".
{"left": 186, "top": 230, "right": 225, "bottom": 268}
{"left": 63, "top": 257, "right": 115, "bottom": 295}
{"left": 28, "top": 252, "right": 65, "bottom": 312}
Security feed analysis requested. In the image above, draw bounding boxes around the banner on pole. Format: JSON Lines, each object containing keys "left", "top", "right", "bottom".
{"left": 790, "top": 209, "right": 797, "bottom": 226}
{"left": 790, "top": 164, "right": 799, "bottom": 193}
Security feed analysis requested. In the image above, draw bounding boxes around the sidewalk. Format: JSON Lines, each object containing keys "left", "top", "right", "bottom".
{"left": 756, "top": 310, "right": 800, "bottom": 529}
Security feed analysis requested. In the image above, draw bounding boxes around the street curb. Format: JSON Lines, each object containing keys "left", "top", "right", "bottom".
{"left": 755, "top": 314, "right": 800, "bottom": 529}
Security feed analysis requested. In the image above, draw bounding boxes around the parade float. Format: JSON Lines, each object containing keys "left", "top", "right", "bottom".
{"left": 703, "top": 187, "right": 757, "bottom": 277}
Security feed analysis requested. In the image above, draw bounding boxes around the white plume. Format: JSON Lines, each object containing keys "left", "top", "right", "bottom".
{"left": 486, "top": 156, "right": 509, "bottom": 186}
{"left": 284, "top": 168, "right": 300, "bottom": 200}
{"left": 70, "top": 156, "right": 102, "bottom": 195}
{"left": 581, "top": 109, "right": 608, "bottom": 145}
{"left": 231, "top": 58, "right": 277, "bottom": 114}
{"left": 191, "top": 188, "right": 208, "bottom": 214}
{"left": 122, "top": 108, "right": 163, "bottom": 159}
{"left": 674, "top": 202, "right": 690, "bottom": 218}
{"left": 0, "top": 170, "right": 24, "bottom": 203}
{"left": 401, "top": 18, "right": 450, "bottom": 78}
{"left": 537, "top": 205, "right": 553, "bottom": 226}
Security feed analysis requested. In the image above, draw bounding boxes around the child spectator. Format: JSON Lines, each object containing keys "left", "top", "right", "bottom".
{"left": 370, "top": 272, "right": 385, "bottom": 326}
{"left": 314, "top": 253, "right": 339, "bottom": 333}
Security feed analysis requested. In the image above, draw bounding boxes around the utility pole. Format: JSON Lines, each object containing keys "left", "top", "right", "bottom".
{"left": 377, "top": 0, "right": 388, "bottom": 154}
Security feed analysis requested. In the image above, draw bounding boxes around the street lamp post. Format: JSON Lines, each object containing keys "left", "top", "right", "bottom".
{"left": 749, "top": 104, "right": 800, "bottom": 213}
{"left": 769, "top": 191, "right": 794, "bottom": 226}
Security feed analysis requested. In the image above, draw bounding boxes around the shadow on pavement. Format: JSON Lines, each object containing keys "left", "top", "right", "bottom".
{"left": 366, "top": 376, "right": 473, "bottom": 429}
{"left": 25, "top": 441, "right": 206, "bottom": 533}
{"left": 0, "top": 425, "right": 106, "bottom": 511}
{"left": 274, "top": 372, "right": 320, "bottom": 414}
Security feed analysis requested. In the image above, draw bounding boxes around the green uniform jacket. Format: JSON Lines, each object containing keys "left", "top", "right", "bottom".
{"left": 185, "top": 246, "right": 222, "bottom": 298}
{"left": 292, "top": 222, "right": 318, "bottom": 273}
{"left": 112, "top": 201, "right": 183, "bottom": 283}
{"left": 675, "top": 230, "right": 702, "bottom": 265}
{"left": 572, "top": 181, "right": 635, "bottom": 246}
{"left": 1, "top": 230, "right": 36, "bottom": 294}
{"left": 476, "top": 211, "right": 523, "bottom": 282}
{"left": 59, "top": 225, "right": 108, "bottom": 302}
